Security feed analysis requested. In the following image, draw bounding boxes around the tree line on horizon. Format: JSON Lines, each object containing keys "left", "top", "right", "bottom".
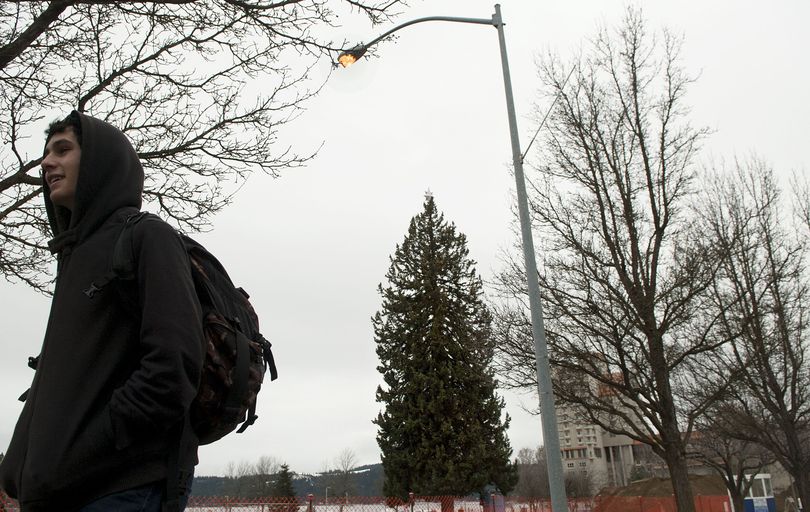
{"left": 190, "top": 450, "right": 383, "bottom": 498}
{"left": 190, "top": 461, "right": 385, "bottom": 499}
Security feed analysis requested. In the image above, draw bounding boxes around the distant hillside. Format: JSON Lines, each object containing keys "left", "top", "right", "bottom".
{"left": 191, "top": 463, "right": 384, "bottom": 497}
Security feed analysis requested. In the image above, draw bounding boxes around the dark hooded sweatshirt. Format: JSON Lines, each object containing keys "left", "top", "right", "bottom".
{"left": 0, "top": 113, "right": 204, "bottom": 511}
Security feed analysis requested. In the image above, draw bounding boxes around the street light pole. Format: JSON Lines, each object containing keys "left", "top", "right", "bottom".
{"left": 338, "top": 6, "right": 568, "bottom": 511}
{"left": 490, "top": 7, "right": 567, "bottom": 512}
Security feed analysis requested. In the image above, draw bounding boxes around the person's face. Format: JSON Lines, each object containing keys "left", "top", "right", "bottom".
{"left": 42, "top": 127, "right": 81, "bottom": 211}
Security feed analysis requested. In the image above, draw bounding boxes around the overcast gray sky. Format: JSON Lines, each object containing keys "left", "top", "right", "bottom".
{"left": 1, "top": 0, "right": 808, "bottom": 478}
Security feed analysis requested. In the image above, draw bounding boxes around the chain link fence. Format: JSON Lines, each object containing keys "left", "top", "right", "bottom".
{"left": 0, "top": 492, "right": 730, "bottom": 511}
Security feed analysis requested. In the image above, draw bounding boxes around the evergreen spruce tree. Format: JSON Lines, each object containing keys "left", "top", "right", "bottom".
{"left": 272, "top": 464, "right": 297, "bottom": 497}
{"left": 373, "top": 195, "right": 518, "bottom": 501}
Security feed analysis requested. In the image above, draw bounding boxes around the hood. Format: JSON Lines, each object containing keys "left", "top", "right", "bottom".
{"left": 44, "top": 112, "right": 144, "bottom": 253}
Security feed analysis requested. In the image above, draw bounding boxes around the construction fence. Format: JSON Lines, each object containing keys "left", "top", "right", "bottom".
{"left": 0, "top": 493, "right": 731, "bottom": 512}
{"left": 592, "top": 495, "right": 730, "bottom": 512}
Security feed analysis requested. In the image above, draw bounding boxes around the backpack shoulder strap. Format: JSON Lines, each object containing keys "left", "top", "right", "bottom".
{"left": 83, "top": 211, "right": 153, "bottom": 298}
{"left": 111, "top": 211, "right": 153, "bottom": 280}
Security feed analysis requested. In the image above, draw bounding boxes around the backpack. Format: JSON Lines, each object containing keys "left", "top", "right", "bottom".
{"left": 91, "top": 211, "right": 278, "bottom": 445}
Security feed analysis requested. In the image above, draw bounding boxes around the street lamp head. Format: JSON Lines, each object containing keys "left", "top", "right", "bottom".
{"left": 337, "top": 45, "right": 368, "bottom": 68}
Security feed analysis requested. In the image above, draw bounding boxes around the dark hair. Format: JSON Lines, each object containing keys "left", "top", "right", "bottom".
{"left": 45, "top": 111, "right": 82, "bottom": 145}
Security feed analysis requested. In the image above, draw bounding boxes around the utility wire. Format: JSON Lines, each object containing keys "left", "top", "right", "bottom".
{"left": 521, "top": 66, "right": 576, "bottom": 163}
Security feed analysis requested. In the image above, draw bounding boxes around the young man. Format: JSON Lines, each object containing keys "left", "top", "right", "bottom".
{"left": 0, "top": 112, "right": 205, "bottom": 511}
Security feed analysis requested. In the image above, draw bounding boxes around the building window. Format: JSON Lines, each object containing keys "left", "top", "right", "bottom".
{"left": 579, "top": 462, "right": 587, "bottom": 467}
{"left": 594, "top": 447, "right": 602, "bottom": 458}
{"left": 567, "top": 463, "right": 574, "bottom": 468}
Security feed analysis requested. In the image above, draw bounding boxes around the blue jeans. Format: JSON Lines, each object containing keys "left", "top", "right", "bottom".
{"left": 78, "top": 481, "right": 190, "bottom": 512}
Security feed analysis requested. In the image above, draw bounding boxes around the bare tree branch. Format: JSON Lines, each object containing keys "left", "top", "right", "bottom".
{"left": 0, "top": 1, "right": 72, "bottom": 70}
{"left": 0, "top": 0, "right": 404, "bottom": 290}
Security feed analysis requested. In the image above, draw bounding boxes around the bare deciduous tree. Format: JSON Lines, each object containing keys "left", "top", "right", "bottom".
{"left": 255, "top": 454, "right": 282, "bottom": 477}
{"left": 325, "top": 448, "right": 358, "bottom": 499}
{"left": 225, "top": 458, "right": 255, "bottom": 496}
{"left": 564, "top": 470, "right": 594, "bottom": 500}
{"left": 512, "top": 446, "right": 594, "bottom": 500}
{"left": 513, "top": 446, "right": 549, "bottom": 498}
{"left": 697, "top": 159, "right": 810, "bottom": 509}
{"left": 688, "top": 404, "right": 773, "bottom": 512}
{"left": 1, "top": 0, "right": 404, "bottom": 291}
{"left": 492, "top": 10, "right": 719, "bottom": 512}
{"left": 792, "top": 172, "right": 810, "bottom": 235}
{"left": 224, "top": 454, "right": 284, "bottom": 497}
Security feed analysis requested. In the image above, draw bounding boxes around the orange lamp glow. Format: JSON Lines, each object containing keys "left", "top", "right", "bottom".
{"left": 338, "top": 53, "right": 357, "bottom": 68}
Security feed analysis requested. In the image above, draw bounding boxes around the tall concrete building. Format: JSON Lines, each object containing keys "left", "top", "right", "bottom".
{"left": 557, "top": 407, "right": 650, "bottom": 489}
{"left": 555, "top": 371, "right": 664, "bottom": 490}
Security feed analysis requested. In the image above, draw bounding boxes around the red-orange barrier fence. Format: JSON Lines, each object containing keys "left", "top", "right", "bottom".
{"left": 593, "top": 494, "right": 730, "bottom": 512}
